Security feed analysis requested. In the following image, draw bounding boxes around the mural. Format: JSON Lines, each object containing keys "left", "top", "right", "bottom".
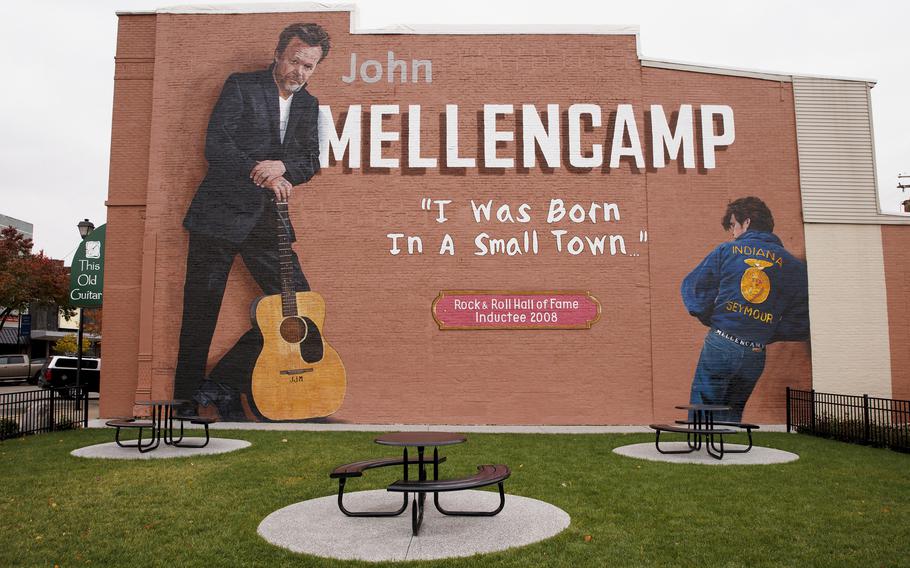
{"left": 114, "top": 10, "right": 815, "bottom": 424}
{"left": 173, "top": 23, "right": 345, "bottom": 420}
{"left": 681, "top": 197, "right": 809, "bottom": 422}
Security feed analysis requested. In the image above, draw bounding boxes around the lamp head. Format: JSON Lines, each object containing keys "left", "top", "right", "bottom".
{"left": 77, "top": 219, "right": 95, "bottom": 239}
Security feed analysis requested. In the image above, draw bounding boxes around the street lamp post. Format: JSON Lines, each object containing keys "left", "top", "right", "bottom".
{"left": 75, "top": 219, "right": 94, "bottom": 407}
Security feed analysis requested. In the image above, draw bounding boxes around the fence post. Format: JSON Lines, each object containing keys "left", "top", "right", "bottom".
{"left": 83, "top": 387, "right": 89, "bottom": 428}
{"left": 863, "top": 394, "right": 870, "bottom": 444}
{"left": 810, "top": 389, "right": 816, "bottom": 433}
{"left": 48, "top": 388, "right": 56, "bottom": 432}
{"left": 786, "top": 387, "right": 791, "bottom": 433}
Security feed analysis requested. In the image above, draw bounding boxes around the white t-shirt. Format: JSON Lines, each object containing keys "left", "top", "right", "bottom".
{"left": 278, "top": 95, "right": 294, "bottom": 143}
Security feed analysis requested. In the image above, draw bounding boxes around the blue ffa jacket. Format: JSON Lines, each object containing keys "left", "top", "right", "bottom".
{"left": 681, "top": 230, "right": 809, "bottom": 344}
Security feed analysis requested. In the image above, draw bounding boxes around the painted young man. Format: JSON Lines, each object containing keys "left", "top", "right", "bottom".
{"left": 681, "top": 196, "right": 809, "bottom": 422}
{"left": 174, "top": 23, "right": 331, "bottom": 418}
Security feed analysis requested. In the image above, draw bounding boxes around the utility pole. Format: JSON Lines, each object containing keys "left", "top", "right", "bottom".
{"left": 899, "top": 174, "right": 910, "bottom": 213}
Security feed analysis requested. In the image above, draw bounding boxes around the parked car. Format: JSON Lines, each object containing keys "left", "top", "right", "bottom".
{"left": 25, "top": 358, "right": 46, "bottom": 384}
{"left": 38, "top": 356, "right": 101, "bottom": 394}
{"left": 0, "top": 354, "right": 45, "bottom": 384}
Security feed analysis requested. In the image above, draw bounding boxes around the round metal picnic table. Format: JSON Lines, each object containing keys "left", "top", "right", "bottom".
{"left": 375, "top": 432, "right": 474, "bottom": 532}
{"left": 675, "top": 404, "right": 732, "bottom": 457}
{"left": 136, "top": 399, "right": 190, "bottom": 447}
{"left": 374, "top": 432, "right": 467, "bottom": 475}
{"left": 374, "top": 432, "right": 467, "bottom": 509}
{"left": 374, "top": 431, "right": 467, "bottom": 448}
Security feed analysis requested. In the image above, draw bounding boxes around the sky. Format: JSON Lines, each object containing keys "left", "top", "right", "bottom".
{"left": 1, "top": 0, "right": 907, "bottom": 262}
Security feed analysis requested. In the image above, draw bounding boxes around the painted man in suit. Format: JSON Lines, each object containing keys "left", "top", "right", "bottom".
{"left": 174, "top": 23, "right": 330, "bottom": 419}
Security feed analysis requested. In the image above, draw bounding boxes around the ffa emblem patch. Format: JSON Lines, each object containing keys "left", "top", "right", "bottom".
{"left": 741, "top": 258, "right": 773, "bottom": 304}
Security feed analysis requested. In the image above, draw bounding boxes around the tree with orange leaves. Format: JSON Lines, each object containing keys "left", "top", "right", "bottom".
{"left": 0, "top": 226, "right": 71, "bottom": 328}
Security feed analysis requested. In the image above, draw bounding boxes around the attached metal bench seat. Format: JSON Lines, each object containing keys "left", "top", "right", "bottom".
{"left": 331, "top": 456, "right": 447, "bottom": 517}
{"left": 674, "top": 420, "right": 760, "bottom": 453}
{"left": 652, "top": 424, "right": 736, "bottom": 436}
{"left": 169, "top": 415, "right": 216, "bottom": 448}
{"left": 387, "top": 464, "right": 511, "bottom": 493}
{"left": 389, "top": 465, "right": 511, "bottom": 533}
{"left": 105, "top": 419, "right": 157, "bottom": 453}
{"left": 105, "top": 419, "right": 154, "bottom": 428}
{"left": 331, "top": 456, "right": 446, "bottom": 479}
{"left": 713, "top": 421, "right": 759, "bottom": 430}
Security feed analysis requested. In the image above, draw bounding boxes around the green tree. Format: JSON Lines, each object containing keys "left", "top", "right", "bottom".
{"left": 0, "top": 226, "right": 71, "bottom": 328}
{"left": 53, "top": 334, "right": 90, "bottom": 355}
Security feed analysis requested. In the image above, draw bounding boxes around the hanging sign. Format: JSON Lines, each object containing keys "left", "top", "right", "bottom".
{"left": 69, "top": 224, "right": 106, "bottom": 308}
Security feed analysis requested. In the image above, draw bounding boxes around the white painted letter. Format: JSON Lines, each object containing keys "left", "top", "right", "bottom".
{"left": 446, "top": 105, "right": 476, "bottom": 168}
{"left": 568, "top": 104, "right": 603, "bottom": 168}
{"left": 547, "top": 199, "right": 566, "bottom": 223}
{"left": 319, "top": 105, "right": 361, "bottom": 168}
{"left": 701, "top": 104, "right": 735, "bottom": 169}
{"left": 439, "top": 234, "right": 455, "bottom": 255}
{"left": 412, "top": 60, "right": 432, "bottom": 83}
{"left": 609, "top": 104, "right": 644, "bottom": 169}
{"left": 651, "top": 104, "right": 694, "bottom": 169}
{"left": 408, "top": 105, "right": 437, "bottom": 168}
{"left": 484, "top": 104, "right": 514, "bottom": 168}
{"left": 522, "top": 104, "right": 560, "bottom": 168}
{"left": 387, "top": 233, "right": 404, "bottom": 255}
{"left": 370, "top": 105, "right": 399, "bottom": 168}
{"left": 341, "top": 53, "right": 357, "bottom": 83}
{"left": 471, "top": 200, "right": 493, "bottom": 222}
{"left": 387, "top": 51, "right": 407, "bottom": 83}
{"left": 361, "top": 59, "right": 382, "bottom": 83}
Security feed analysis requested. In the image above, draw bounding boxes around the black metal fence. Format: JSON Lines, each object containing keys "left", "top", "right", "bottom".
{"left": 787, "top": 387, "right": 910, "bottom": 452}
{"left": 0, "top": 387, "right": 88, "bottom": 441}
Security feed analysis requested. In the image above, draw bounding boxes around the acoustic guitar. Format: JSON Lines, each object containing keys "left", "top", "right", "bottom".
{"left": 250, "top": 199, "right": 346, "bottom": 420}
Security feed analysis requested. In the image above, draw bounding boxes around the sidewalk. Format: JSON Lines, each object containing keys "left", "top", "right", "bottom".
{"left": 87, "top": 419, "right": 790, "bottom": 433}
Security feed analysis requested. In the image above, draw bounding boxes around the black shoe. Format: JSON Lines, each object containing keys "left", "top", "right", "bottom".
{"left": 174, "top": 400, "right": 199, "bottom": 419}
{"left": 192, "top": 379, "right": 247, "bottom": 421}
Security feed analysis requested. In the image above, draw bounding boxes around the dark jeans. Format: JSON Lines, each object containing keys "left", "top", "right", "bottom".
{"left": 174, "top": 216, "right": 308, "bottom": 402}
{"left": 688, "top": 330, "right": 766, "bottom": 422}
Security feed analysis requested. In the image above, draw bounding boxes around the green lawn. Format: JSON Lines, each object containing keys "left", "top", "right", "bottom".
{"left": 1, "top": 430, "right": 908, "bottom": 567}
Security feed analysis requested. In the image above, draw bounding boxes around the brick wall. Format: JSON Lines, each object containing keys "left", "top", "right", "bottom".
{"left": 105, "top": 10, "right": 815, "bottom": 423}
{"left": 100, "top": 14, "right": 156, "bottom": 418}
{"left": 882, "top": 225, "right": 910, "bottom": 400}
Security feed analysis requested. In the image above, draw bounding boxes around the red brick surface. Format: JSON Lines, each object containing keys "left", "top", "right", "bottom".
{"left": 882, "top": 225, "right": 910, "bottom": 401}
{"left": 642, "top": 68, "right": 811, "bottom": 423}
{"left": 101, "top": 15, "right": 156, "bottom": 418}
{"left": 104, "top": 11, "right": 813, "bottom": 423}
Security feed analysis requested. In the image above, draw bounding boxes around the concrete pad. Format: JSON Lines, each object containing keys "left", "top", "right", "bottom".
{"left": 70, "top": 438, "right": 250, "bottom": 459}
{"left": 613, "top": 442, "right": 799, "bottom": 465}
{"left": 258, "top": 489, "right": 570, "bottom": 562}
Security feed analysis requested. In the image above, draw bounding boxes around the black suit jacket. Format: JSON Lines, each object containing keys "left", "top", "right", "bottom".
{"left": 184, "top": 68, "right": 320, "bottom": 244}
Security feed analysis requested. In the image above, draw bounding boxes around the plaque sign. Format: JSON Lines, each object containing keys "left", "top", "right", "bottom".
{"left": 433, "top": 290, "right": 601, "bottom": 330}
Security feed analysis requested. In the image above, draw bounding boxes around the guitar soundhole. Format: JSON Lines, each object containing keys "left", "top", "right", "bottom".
{"left": 299, "top": 317, "right": 324, "bottom": 364}
{"left": 279, "top": 316, "right": 308, "bottom": 343}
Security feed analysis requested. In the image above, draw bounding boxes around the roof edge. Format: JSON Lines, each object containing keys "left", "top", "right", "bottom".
{"left": 643, "top": 57, "right": 876, "bottom": 86}
{"left": 348, "top": 24, "right": 640, "bottom": 35}
{"left": 117, "top": 2, "right": 357, "bottom": 15}
{"left": 115, "top": 4, "right": 640, "bottom": 37}
{"left": 113, "top": 4, "right": 875, "bottom": 86}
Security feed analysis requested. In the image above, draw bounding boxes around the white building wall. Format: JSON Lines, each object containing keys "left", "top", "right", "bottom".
{"left": 804, "top": 224, "right": 891, "bottom": 397}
